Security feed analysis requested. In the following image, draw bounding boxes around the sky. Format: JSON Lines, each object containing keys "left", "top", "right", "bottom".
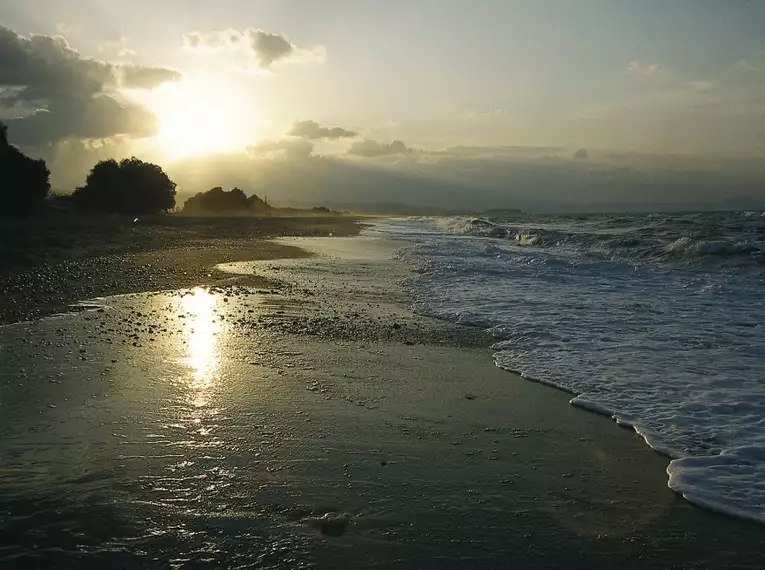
{"left": 1, "top": 0, "right": 764, "bottom": 212}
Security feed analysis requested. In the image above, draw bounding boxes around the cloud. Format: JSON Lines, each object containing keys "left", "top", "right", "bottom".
{"left": 627, "top": 60, "right": 667, "bottom": 79}
{"left": 248, "top": 138, "right": 315, "bottom": 160}
{"left": 248, "top": 119, "right": 360, "bottom": 159}
{"left": 733, "top": 50, "right": 765, "bottom": 74}
{"left": 116, "top": 65, "right": 181, "bottom": 89}
{"left": 288, "top": 120, "right": 356, "bottom": 140}
{"left": 686, "top": 80, "right": 714, "bottom": 94}
{"left": 581, "top": 54, "right": 765, "bottom": 157}
{"left": 39, "top": 132, "right": 765, "bottom": 213}
{"left": 160, "top": 143, "right": 765, "bottom": 214}
{"left": 183, "top": 28, "right": 325, "bottom": 69}
{"left": 0, "top": 25, "right": 180, "bottom": 146}
{"left": 438, "top": 145, "right": 565, "bottom": 159}
{"left": 347, "top": 139, "right": 413, "bottom": 158}
{"left": 98, "top": 37, "right": 138, "bottom": 59}
{"left": 460, "top": 108, "right": 507, "bottom": 120}
{"left": 7, "top": 95, "right": 157, "bottom": 147}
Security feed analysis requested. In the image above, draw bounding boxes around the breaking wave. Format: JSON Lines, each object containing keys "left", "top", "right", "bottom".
{"left": 384, "top": 211, "right": 765, "bottom": 524}
{"left": 434, "top": 211, "right": 765, "bottom": 267}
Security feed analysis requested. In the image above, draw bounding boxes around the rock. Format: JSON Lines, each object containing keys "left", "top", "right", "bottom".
{"left": 317, "top": 513, "right": 351, "bottom": 537}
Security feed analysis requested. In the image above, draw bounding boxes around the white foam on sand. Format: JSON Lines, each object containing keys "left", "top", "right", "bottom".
{"left": 668, "top": 447, "right": 765, "bottom": 524}
{"left": 381, "top": 217, "right": 765, "bottom": 525}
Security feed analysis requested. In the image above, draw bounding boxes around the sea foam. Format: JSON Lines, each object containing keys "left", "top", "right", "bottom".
{"left": 382, "top": 213, "right": 765, "bottom": 524}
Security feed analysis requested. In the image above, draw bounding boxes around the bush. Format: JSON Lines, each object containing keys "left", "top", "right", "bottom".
{"left": 0, "top": 122, "right": 51, "bottom": 218}
{"left": 182, "top": 187, "right": 247, "bottom": 214}
{"left": 182, "top": 187, "right": 273, "bottom": 215}
{"left": 72, "top": 157, "right": 176, "bottom": 215}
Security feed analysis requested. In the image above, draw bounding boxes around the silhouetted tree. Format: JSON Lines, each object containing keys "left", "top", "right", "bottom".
{"left": 72, "top": 157, "right": 176, "bottom": 215}
{"left": 246, "top": 193, "right": 272, "bottom": 213}
{"left": 182, "top": 186, "right": 274, "bottom": 215}
{"left": 0, "top": 122, "right": 51, "bottom": 217}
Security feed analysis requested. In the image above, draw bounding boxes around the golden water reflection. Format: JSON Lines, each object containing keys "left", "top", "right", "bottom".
{"left": 173, "top": 288, "right": 225, "bottom": 460}
{"left": 182, "top": 288, "right": 221, "bottom": 392}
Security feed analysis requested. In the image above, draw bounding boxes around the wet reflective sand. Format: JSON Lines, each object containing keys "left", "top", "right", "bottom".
{"left": 1, "top": 238, "right": 764, "bottom": 569}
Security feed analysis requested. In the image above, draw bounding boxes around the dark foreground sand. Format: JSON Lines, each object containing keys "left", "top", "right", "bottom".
{"left": 0, "top": 230, "right": 763, "bottom": 569}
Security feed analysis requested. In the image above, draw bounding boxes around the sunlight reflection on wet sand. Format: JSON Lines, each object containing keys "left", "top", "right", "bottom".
{"left": 182, "top": 287, "right": 220, "bottom": 388}
{"left": 177, "top": 287, "right": 223, "bottom": 443}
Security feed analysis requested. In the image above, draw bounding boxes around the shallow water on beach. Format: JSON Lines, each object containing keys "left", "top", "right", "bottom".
{"left": 1, "top": 236, "right": 765, "bottom": 568}
{"left": 383, "top": 213, "right": 765, "bottom": 524}
{"left": 0, "top": 288, "right": 314, "bottom": 567}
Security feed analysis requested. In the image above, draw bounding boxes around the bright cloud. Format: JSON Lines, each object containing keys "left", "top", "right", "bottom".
{"left": 183, "top": 28, "right": 325, "bottom": 70}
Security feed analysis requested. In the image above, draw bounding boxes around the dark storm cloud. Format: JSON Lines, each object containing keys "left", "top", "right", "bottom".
{"left": 288, "top": 120, "right": 357, "bottom": 140}
{"left": 6, "top": 95, "right": 157, "bottom": 147}
{"left": 184, "top": 28, "right": 323, "bottom": 69}
{"left": 347, "top": 139, "right": 413, "bottom": 157}
{"left": 0, "top": 25, "right": 180, "bottom": 146}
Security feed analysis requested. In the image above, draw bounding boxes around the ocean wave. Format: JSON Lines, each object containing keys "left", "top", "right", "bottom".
{"left": 387, "top": 215, "right": 765, "bottom": 524}
{"left": 434, "top": 212, "right": 764, "bottom": 267}
{"left": 662, "top": 236, "right": 760, "bottom": 258}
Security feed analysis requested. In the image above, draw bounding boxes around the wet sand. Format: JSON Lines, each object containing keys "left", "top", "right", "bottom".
{"left": 0, "top": 233, "right": 763, "bottom": 568}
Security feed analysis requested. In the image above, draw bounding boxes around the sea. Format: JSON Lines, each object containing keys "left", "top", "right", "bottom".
{"left": 378, "top": 210, "right": 765, "bottom": 524}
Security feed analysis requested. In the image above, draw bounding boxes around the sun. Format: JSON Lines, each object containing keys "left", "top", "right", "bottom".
{"left": 156, "top": 93, "right": 232, "bottom": 158}
{"left": 130, "top": 75, "right": 264, "bottom": 159}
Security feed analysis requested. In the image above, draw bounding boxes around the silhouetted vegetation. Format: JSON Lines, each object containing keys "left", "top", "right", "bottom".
{"left": 182, "top": 186, "right": 274, "bottom": 215}
{"left": 72, "top": 158, "right": 176, "bottom": 215}
{"left": 1, "top": 122, "right": 343, "bottom": 223}
{"left": 0, "top": 122, "right": 51, "bottom": 218}
{"left": 246, "top": 193, "right": 272, "bottom": 212}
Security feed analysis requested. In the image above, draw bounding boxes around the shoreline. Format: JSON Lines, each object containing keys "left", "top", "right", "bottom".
{"left": 228, "top": 235, "right": 765, "bottom": 563}
{"left": 0, "top": 230, "right": 764, "bottom": 568}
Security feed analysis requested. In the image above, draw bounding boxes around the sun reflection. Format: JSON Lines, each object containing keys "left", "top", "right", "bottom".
{"left": 182, "top": 287, "right": 220, "bottom": 389}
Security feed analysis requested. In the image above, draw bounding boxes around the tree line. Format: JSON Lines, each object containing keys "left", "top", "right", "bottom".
{"left": 182, "top": 187, "right": 274, "bottom": 215}
{"left": 1, "top": 122, "right": 177, "bottom": 218}
{"left": 1, "top": 123, "right": 51, "bottom": 217}
{"left": 1, "top": 122, "right": 329, "bottom": 218}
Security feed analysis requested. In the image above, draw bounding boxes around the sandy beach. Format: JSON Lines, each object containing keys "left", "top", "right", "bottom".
{"left": 0, "top": 216, "right": 360, "bottom": 324}
{"left": 0, "top": 227, "right": 763, "bottom": 569}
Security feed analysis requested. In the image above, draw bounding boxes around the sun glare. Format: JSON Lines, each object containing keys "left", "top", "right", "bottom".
{"left": 131, "top": 76, "right": 264, "bottom": 159}
{"left": 182, "top": 287, "right": 220, "bottom": 387}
